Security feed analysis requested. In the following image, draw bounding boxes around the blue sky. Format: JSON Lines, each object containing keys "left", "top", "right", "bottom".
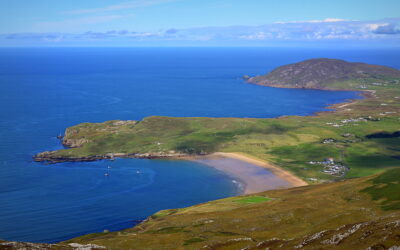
{"left": 1, "top": 0, "right": 399, "bottom": 46}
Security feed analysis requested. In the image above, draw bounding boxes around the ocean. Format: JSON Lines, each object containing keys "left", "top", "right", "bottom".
{"left": 0, "top": 47, "right": 398, "bottom": 243}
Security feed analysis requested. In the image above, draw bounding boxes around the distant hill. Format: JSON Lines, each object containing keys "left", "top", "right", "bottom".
{"left": 246, "top": 58, "right": 400, "bottom": 89}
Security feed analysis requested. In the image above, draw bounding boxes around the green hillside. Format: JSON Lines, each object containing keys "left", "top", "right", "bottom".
{"left": 66, "top": 169, "right": 400, "bottom": 249}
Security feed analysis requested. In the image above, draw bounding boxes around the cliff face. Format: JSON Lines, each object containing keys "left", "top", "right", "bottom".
{"left": 247, "top": 58, "right": 400, "bottom": 89}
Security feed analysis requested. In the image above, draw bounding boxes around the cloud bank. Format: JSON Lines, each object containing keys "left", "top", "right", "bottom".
{"left": 1, "top": 18, "right": 399, "bottom": 46}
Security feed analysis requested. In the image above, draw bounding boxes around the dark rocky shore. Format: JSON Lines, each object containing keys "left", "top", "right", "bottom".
{"left": 33, "top": 151, "right": 190, "bottom": 163}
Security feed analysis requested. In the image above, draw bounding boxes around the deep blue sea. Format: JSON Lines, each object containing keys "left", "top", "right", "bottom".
{"left": 0, "top": 47, "right": 399, "bottom": 243}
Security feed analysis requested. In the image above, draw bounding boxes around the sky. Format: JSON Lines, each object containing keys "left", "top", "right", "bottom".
{"left": 0, "top": 0, "right": 399, "bottom": 47}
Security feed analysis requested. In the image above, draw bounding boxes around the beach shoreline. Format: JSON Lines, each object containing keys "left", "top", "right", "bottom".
{"left": 179, "top": 152, "right": 307, "bottom": 194}
{"left": 319, "top": 89, "right": 374, "bottom": 113}
{"left": 216, "top": 152, "right": 308, "bottom": 186}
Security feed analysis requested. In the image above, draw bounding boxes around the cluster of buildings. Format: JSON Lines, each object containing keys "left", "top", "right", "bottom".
{"left": 321, "top": 138, "right": 336, "bottom": 144}
{"left": 308, "top": 158, "right": 348, "bottom": 177}
{"left": 379, "top": 111, "right": 397, "bottom": 116}
{"left": 325, "top": 116, "right": 379, "bottom": 127}
{"left": 358, "top": 82, "right": 386, "bottom": 89}
{"left": 339, "top": 117, "right": 368, "bottom": 123}
{"left": 321, "top": 135, "right": 360, "bottom": 144}
{"left": 326, "top": 122, "right": 343, "bottom": 127}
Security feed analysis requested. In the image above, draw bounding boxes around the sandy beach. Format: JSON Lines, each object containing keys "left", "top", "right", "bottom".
{"left": 187, "top": 152, "right": 307, "bottom": 194}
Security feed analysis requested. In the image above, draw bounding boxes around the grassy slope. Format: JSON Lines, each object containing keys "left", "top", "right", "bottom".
{"left": 66, "top": 169, "right": 400, "bottom": 249}
{"left": 5, "top": 169, "right": 399, "bottom": 249}
{"left": 42, "top": 77, "right": 400, "bottom": 183}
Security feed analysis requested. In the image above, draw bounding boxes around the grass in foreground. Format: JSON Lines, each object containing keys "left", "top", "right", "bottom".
{"left": 233, "top": 196, "right": 271, "bottom": 204}
{"left": 361, "top": 168, "right": 400, "bottom": 210}
{"left": 64, "top": 169, "right": 400, "bottom": 249}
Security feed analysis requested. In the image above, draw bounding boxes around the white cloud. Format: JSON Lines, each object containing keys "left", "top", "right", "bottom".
{"left": 3, "top": 18, "right": 400, "bottom": 46}
{"left": 66, "top": 0, "right": 178, "bottom": 15}
{"left": 366, "top": 23, "right": 388, "bottom": 30}
{"left": 239, "top": 32, "right": 272, "bottom": 40}
{"left": 171, "top": 18, "right": 400, "bottom": 41}
{"left": 369, "top": 23, "right": 400, "bottom": 34}
{"left": 275, "top": 18, "right": 351, "bottom": 24}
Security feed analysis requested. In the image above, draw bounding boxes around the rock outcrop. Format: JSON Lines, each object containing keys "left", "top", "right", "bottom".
{"left": 33, "top": 151, "right": 190, "bottom": 163}
{"left": 0, "top": 240, "right": 105, "bottom": 250}
{"left": 62, "top": 128, "right": 90, "bottom": 148}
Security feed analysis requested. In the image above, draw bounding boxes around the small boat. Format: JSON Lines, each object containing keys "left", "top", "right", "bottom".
{"left": 136, "top": 170, "right": 140, "bottom": 174}
{"left": 107, "top": 166, "right": 112, "bottom": 169}
{"left": 104, "top": 173, "right": 109, "bottom": 176}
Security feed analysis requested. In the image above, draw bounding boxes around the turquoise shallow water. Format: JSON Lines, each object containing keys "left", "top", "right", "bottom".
{"left": 0, "top": 47, "right": 398, "bottom": 243}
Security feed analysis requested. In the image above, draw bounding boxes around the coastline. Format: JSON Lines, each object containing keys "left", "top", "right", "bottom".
{"left": 179, "top": 152, "right": 307, "bottom": 194}
{"left": 322, "top": 89, "right": 375, "bottom": 112}
{"left": 34, "top": 150, "right": 306, "bottom": 195}
{"left": 214, "top": 152, "right": 308, "bottom": 187}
